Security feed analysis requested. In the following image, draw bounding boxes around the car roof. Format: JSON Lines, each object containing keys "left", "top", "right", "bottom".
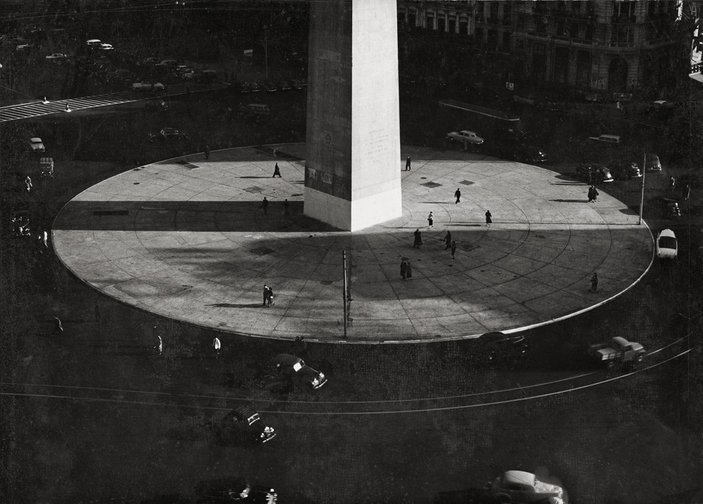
{"left": 659, "top": 229, "right": 676, "bottom": 239}
{"left": 30, "top": 137, "right": 42, "bottom": 142}
{"left": 502, "top": 471, "right": 536, "bottom": 486}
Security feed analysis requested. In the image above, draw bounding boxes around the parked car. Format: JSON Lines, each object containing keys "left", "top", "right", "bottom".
{"left": 656, "top": 229, "right": 678, "bottom": 259}
{"left": 588, "top": 134, "right": 621, "bottom": 144}
{"left": 611, "top": 160, "right": 641, "bottom": 180}
{"left": 149, "top": 127, "right": 189, "bottom": 142}
{"left": 489, "top": 471, "right": 565, "bottom": 504}
{"left": 86, "top": 38, "right": 101, "bottom": 47}
{"left": 213, "top": 405, "right": 277, "bottom": 445}
{"left": 576, "top": 163, "right": 613, "bottom": 184}
{"left": 29, "top": 137, "right": 45, "bottom": 153}
{"left": 45, "top": 52, "right": 67, "bottom": 60}
{"left": 273, "top": 353, "right": 327, "bottom": 389}
{"left": 132, "top": 81, "right": 165, "bottom": 92}
{"left": 99, "top": 42, "right": 114, "bottom": 51}
{"left": 195, "top": 479, "right": 277, "bottom": 504}
{"left": 512, "top": 143, "right": 548, "bottom": 164}
{"left": 446, "top": 130, "right": 485, "bottom": 149}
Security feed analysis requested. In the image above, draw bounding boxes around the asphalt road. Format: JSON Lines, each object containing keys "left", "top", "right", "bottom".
{"left": 2, "top": 90, "right": 703, "bottom": 504}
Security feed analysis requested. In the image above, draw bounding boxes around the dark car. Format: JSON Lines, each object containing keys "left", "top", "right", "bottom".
{"left": 273, "top": 353, "right": 328, "bottom": 389}
{"left": 576, "top": 163, "right": 613, "bottom": 184}
{"left": 195, "top": 479, "right": 277, "bottom": 504}
{"left": 611, "top": 160, "right": 642, "bottom": 180}
{"left": 658, "top": 197, "right": 681, "bottom": 218}
{"left": 474, "top": 332, "right": 529, "bottom": 366}
{"left": 149, "top": 127, "right": 189, "bottom": 142}
{"left": 213, "top": 405, "right": 276, "bottom": 445}
{"left": 512, "top": 143, "right": 548, "bottom": 164}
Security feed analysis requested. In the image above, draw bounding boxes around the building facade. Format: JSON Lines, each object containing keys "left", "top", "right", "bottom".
{"left": 398, "top": 0, "right": 679, "bottom": 92}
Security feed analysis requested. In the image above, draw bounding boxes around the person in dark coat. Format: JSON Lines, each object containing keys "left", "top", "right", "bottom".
{"left": 283, "top": 198, "right": 290, "bottom": 215}
{"left": 591, "top": 186, "right": 599, "bottom": 202}
{"left": 451, "top": 240, "right": 457, "bottom": 259}
{"left": 400, "top": 259, "right": 407, "bottom": 279}
{"left": 590, "top": 272, "right": 598, "bottom": 292}
{"left": 263, "top": 284, "right": 269, "bottom": 306}
{"left": 405, "top": 156, "right": 412, "bottom": 171}
{"left": 262, "top": 197, "right": 269, "bottom": 214}
{"left": 454, "top": 188, "right": 461, "bottom": 204}
{"left": 485, "top": 210, "right": 492, "bottom": 226}
{"left": 444, "top": 230, "right": 452, "bottom": 249}
{"left": 405, "top": 261, "right": 413, "bottom": 279}
{"left": 204, "top": 144, "right": 210, "bottom": 160}
{"left": 266, "top": 285, "right": 274, "bottom": 306}
{"left": 413, "top": 229, "right": 422, "bottom": 248}
{"left": 587, "top": 186, "right": 594, "bottom": 202}
{"left": 427, "top": 212, "right": 433, "bottom": 228}
{"left": 273, "top": 163, "right": 282, "bottom": 178}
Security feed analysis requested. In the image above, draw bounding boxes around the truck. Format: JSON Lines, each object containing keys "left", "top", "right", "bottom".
{"left": 589, "top": 336, "right": 645, "bottom": 368}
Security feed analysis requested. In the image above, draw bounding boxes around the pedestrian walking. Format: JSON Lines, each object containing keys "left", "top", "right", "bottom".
{"left": 592, "top": 186, "right": 599, "bottom": 202}
{"left": 405, "top": 156, "right": 412, "bottom": 171}
{"left": 266, "top": 285, "right": 274, "bottom": 307}
{"left": 590, "top": 272, "right": 599, "bottom": 293}
{"left": 587, "top": 186, "right": 594, "bottom": 202}
{"left": 413, "top": 228, "right": 422, "bottom": 249}
{"left": 204, "top": 144, "right": 210, "bottom": 160}
{"left": 213, "top": 337, "right": 221, "bottom": 356}
{"left": 451, "top": 240, "right": 457, "bottom": 259}
{"left": 444, "top": 230, "right": 452, "bottom": 249}
{"left": 262, "top": 197, "right": 269, "bottom": 215}
{"left": 406, "top": 260, "right": 413, "bottom": 279}
{"left": 454, "top": 188, "right": 461, "bottom": 204}
{"left": 42, "top": 96, "right": 49, "bottom": 105}
{"left": 400, "top": 259, "right": 407, "bottom": 279}
{"left": 54, "top": 316, "right": 64, "bottom": 333}
{"left": 669, "top": 176, "right": 676, "bottom": 191}
{"left": 427, "top": 212, "right": 434, "bottom": 228}
{"left": 283, "top": 198, "right": 290, "bottom": 215}
{"left": 263, "top": 284, "right": 269, "bottom": 306}
{"left": 485, "top": 210, "right": 492, "bottom": 226}
{"left": 24, "top": 175, "right": 33, "bottom": 193}
{"left": 273, "top": 163, "right": 282, "bottom": 178}
{"left": 65, "top": 102, "right": 72, "bottom": 113}
{"left": 155, "top": 335, "right": 163, "bottom": 355}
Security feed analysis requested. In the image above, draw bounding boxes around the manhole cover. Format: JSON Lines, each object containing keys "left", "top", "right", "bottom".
{"left": 249, "top": 247, "right": 274, "bottom": 256}
{"left": 421, "top": 181, "right": 442, "bottom": 188}
{"left": 244, "top": 186, "right": 263, "bottom": 194}
{"left": 177, "top": 160, "right": 199, "bottom": 169}
{"left": 459, "top": 180, "right": 474, "bottom": 186}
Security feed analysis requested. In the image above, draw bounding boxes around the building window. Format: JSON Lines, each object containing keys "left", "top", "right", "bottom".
{"left": 503, "top": 2, "right": 512, "bottom": 24}
{"left": 459, "top": 18, "right": 469, "bottom": 35}
{"left": 502, "top": 31, "right": 512, "bottom": 50}
{"left": 426, "top": 14, "right": 435, "bottom": 30}
{"left": 438, "top": 16, "right": 446, "bottom": 33}
{"left": 570, "top": 22, "right": 580, "bottom": 39}
{"left": 585, "top": 23, "right": 594, "bottom": 42}
{"left": 448, "top": 17, "right": 456, "bottom": 34}
{"left": 490, "top": 2, "right": 499, "bottom": 22}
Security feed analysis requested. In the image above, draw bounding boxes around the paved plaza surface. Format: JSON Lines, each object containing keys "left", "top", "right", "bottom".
{"left": 52, "top": 144, "right": 653, "bottom": 343}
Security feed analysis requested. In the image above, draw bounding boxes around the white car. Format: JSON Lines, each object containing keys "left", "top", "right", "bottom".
{"left": 490, "top": 471, "right": 565, "bottom": 504}
{"left": 99, "top": 43, "right": 114, "bottom": 51}
{"left": 656, "top": 229, "right": 678, "bottom": 259}
{"left": 86, "top": 39, "right": 101, "bottom": 47}
{"left": 446, "top": 129, "right": 485, "bottom": 148}
{"left": 29, "top": 137, "right": 45, "bottom": 153}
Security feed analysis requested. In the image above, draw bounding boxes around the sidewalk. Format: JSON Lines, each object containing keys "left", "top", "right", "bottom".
{"left": 52, "top": 144, "right": 653, "bottom": 343}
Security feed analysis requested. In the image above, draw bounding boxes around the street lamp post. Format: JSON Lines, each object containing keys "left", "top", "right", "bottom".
{"left": 638, "top": 152, "right": 647, "bottom": 225}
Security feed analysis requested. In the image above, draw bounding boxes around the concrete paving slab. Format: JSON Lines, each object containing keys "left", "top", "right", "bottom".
{"left": 52, "top": 144, "right": 653, "bottom": 343}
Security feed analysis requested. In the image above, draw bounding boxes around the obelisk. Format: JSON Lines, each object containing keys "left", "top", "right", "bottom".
{"left": 304, "top": 0, "right": 402, "bottom": 231}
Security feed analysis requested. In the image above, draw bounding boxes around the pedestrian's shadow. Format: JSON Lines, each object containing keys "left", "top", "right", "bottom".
{"left": 550, "top": 198, "right": 587, "bottom": 203}
{"left": 205, "top": 302, "right": 262, "bottom": 308}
